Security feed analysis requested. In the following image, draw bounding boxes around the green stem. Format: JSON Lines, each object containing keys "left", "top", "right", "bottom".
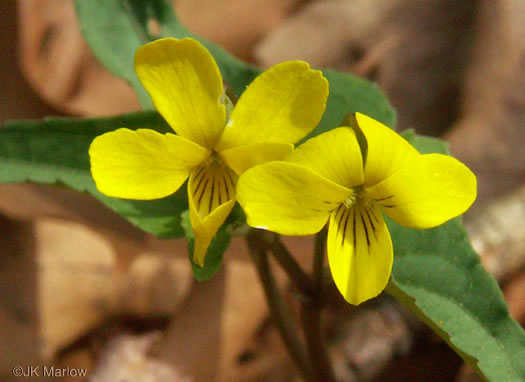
{"left": 245, "top": 232, "right": 313, "bottom": 381}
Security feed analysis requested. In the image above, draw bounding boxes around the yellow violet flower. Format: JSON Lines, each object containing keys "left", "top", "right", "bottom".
{"left": 237, "top": 113, "right": 477, "bottom": 305}
{"left": 89, "top": 38, "right": 328, "bottom": 266}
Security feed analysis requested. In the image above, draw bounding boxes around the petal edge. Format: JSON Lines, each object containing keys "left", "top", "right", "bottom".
{"left": 219, "top": 142, "right": 294, "bottom": 175}
{"left": 288, "top": 127, "right": 364, "bottom": 188}
{"left": 353, "top": 113, "right": 419, "bottom": 187}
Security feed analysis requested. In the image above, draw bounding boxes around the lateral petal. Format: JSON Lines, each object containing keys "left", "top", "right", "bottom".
{"left": 366, "top": 153, "right": 477, "bottom": 228}
{"left": 219, "top": 142, "right": 294, "bottom": 175}
{"left": 353, "top": 113, "right": 419, "bottom": 187}
{"left": 89, "top": 128, "right": 209, "bottom": 199}
{"left": 327, "top": 204, "right": 393, "bottom": 305}
{"left": 237, "top": 162, "right": 350, "bottom": 236}
{"left": 288, "top": 127, "right": 364, "bottom": 188}
{"left": 216, "top": 61, "right": 328, "bottom": 150}
{"left": 135, "top": 38, "right": 226, "bottom": 149}
{"left": 188, "top": 161, "right": 237, "bottom": 265}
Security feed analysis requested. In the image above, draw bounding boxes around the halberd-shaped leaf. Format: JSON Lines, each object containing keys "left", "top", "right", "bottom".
{"left": 0, "top": 112, "right": 188, "bottom": 238}
{"left": 386, "top": 132, "right": 525, "bottom": 382}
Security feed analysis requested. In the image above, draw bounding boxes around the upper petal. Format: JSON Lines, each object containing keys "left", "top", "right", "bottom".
{"left": 365, "top": 153, "right": 477, "bottom": 228}
{"left": 237, "top": 161, "right": 351, "bottom": 236}
{"left": 353, "top": 113, "right": 419, "bottom": 187}
{"left": 219, "top": 142, "right": 294, "bottom": 175}
{"left": 327, "top": 204, "right": 393, "bottom": 305}
{"left": 216, "top": 61, "right": 328, "bottom": 150}
{"left": 89, "top": 128, "right": 209, "bottom": 199}
{"left": 135, "top": 38, "right": 226, "bottom": 149}
{"left": 288, "top": 127, "right": 364, "bottom": 188}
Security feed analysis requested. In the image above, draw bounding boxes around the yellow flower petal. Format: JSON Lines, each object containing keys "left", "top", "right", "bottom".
{"left": 89, "top": 128, "right": 209, "bottom": 199}
{"left": 288, "top": 127, "right": 364, "bottom": 188}
{"left": 190, "top": 199, "right": 236, "bottom": 267}
{"left": 219, "top": 143, "right": 294, "bottom": 175}
{"left": 189, "top": 159, "right": 237, "bottom": 218}
{"left": 188, "top": 162, "right": 237, "bottom": 266}
{"left": 135, "top": 38, "right": 226, "bottom": 149}
{"left": 216, "top": 61, "right": 328, "bottom": 151}
{"left": 237, "top": 162, "right": 351, "bottom": 236}
{"left": 353, "top": 113, "right": 419, "bottom": 187}
{"left": 327, "top": 204, "right": 393, "bottom": 305}
{"left": 366, "top": 153, "right": 477, "bottom": 228}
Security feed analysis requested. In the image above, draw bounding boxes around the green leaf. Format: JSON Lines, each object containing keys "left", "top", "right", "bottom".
{"left": 0, "top": 112, "right": 188, "bottom": 238}
{"left": 73, "top": 0, "right": 153, "bottom": 108}
{"left": 387, "top": 133, "right": 525, "bottom": 382}
{"left": 401, "top": 128, "right": 449, "bottom": 154}
{"left": 306, "top": 69, "right": 396, "bottom": 141}
{"left": 73, "top": 0, "right": 261, "bottom": 108}
{"left": 73, "top": 0, "right": 395, "bottom": 133}
{"left": 181, "top": 210, "right": 232, "bottom": 281}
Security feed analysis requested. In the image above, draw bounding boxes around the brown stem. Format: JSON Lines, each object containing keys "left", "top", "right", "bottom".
{"left": 300, "top": 300, "right": 336, "bottom": 382}
{"left": 252, "top": 230, "right": 313, "bottom": 295}
{"left": 300, "top": 228, "right": 336, "bottom": 382}
{"left": 312, "top": 227, "right": 327, "bottom": 291}
{"left": 245, "top": 231, "right": 313, "bottom": 381}
{"left": 247, "top": 228, "right": 336, "bottom": 381}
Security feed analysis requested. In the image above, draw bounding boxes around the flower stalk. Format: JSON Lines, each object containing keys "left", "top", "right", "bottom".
{"left": 266, "top": 232, "right": 313, "bottom": 294}
{"left": 301, "top": 227, "right": 336, "bottom": 382}
{"left": 312, "top": 227, "right": 327, "bottom": 292}
{"left": 247, "top": 228, "right": 336, "bottom": 381}
{"left": 246, "top": 230, "right": 312, "bottom": 381}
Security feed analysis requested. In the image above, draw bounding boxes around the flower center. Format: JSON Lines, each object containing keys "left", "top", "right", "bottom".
{"left": 203, "top": 151, "right": 225, "bottom": 168}
{"left": 343, "top": 193, "right": 357, "bottom": 208}
{"left": 190, "top": 152, "right": 237, "bottom": 218}
{"left": 343, "top": 185, "right": 367, "bottom": 209}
